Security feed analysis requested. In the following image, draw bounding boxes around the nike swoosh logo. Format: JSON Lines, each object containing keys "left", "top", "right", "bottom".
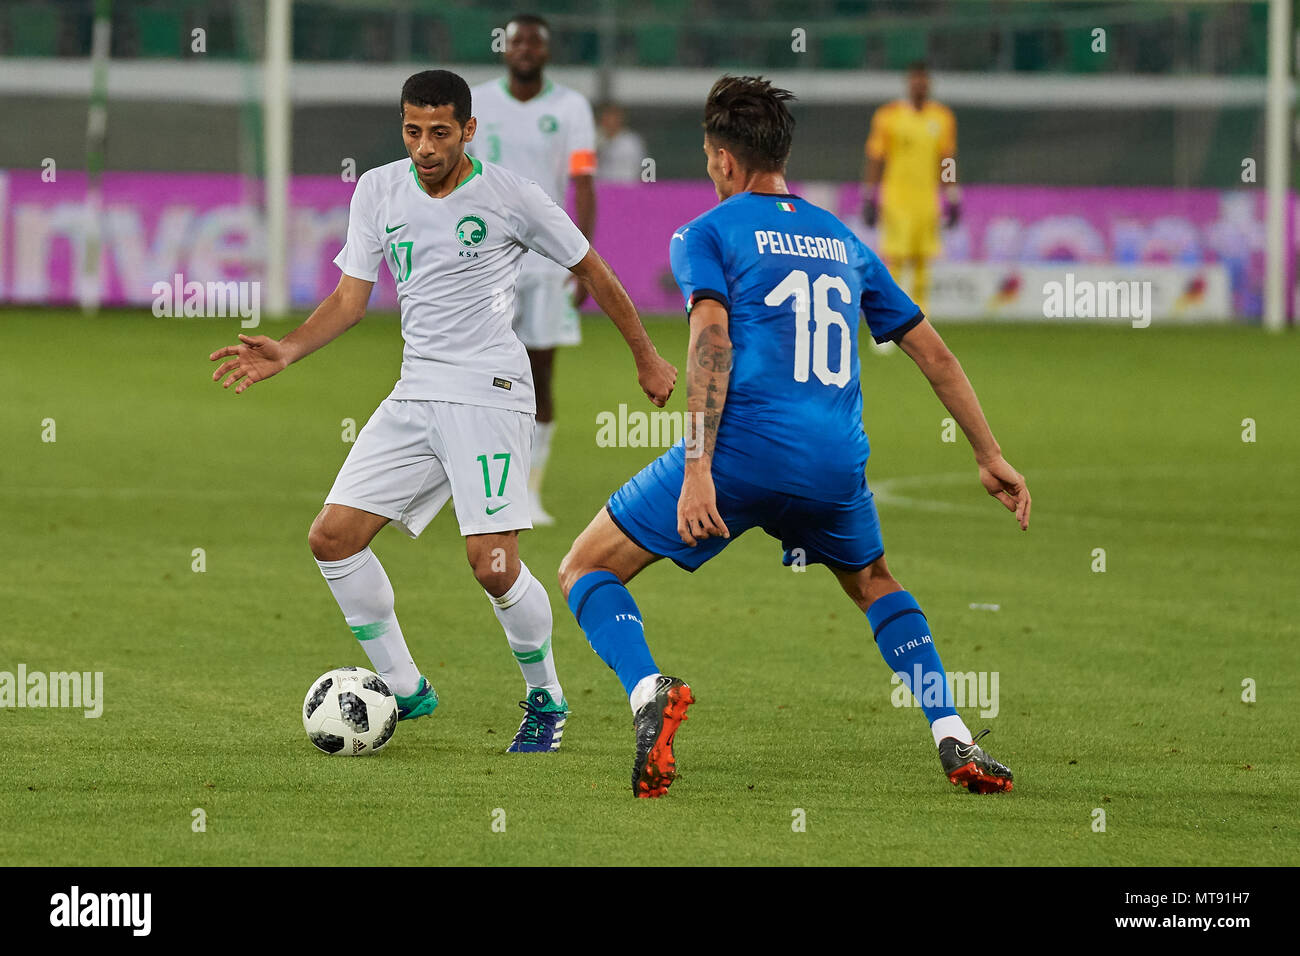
{"left": 671, "top": 229, "right": 689, "bottom": 241}
{"left": 485, "top": 503, "right": 511, "bottom": 515}
{"left": 954, "top": 743, "right": 978, "bottom": 760}
{"left": 384, "top": 223, "right": 407, "bottom": 233}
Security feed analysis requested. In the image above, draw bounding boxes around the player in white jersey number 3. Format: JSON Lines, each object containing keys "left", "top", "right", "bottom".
{"left": 469, "top": 13, "right": 599, "bottom": 526}
{"left": 209, "top": 70, "right": 676, "bottom": 753}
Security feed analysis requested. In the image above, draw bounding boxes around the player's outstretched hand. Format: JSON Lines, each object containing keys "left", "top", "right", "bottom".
{"left": 638, "top": 352, "right": 677, "bottom": 407}
{"left": 209, "top": 334, "right": 289, "bottom": 394}
{"left": 979, "top": 456, "right": 1031, "bottom": 530}
{"left": 677, "top": 469, "right": 730, "bottom": 547}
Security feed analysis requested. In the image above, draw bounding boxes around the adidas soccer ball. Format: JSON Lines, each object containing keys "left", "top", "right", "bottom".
{"left": 302, "top": 666, "right": 398, "bottom": 756}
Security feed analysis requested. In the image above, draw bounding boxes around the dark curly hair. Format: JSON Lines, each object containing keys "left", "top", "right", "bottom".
{"left": 703, "top": 75, "right": 796, "bottom": 172}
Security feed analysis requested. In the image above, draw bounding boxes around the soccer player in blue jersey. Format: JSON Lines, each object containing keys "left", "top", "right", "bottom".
{"left": 559, "top": 76, "right": 1031, "bottom": 798}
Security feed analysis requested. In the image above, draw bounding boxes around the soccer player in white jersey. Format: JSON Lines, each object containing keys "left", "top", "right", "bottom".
{"left": 468, "top": 13, "right": 598, "bottom": 525}
{"left": 209, "top": 70, "right": 676, "bottom": 753}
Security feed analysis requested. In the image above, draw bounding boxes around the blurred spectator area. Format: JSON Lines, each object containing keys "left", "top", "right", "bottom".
{"left": 0, "top": 0, "right": 1278, "bottom": 75}
{"left": 0, "top": 0, "right": 1275, "bottom": 186}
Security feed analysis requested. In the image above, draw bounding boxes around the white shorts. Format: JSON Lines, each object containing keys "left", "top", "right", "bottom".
{"left": 325, "top": 399, "right": 534, "bottom": 537}
{"left": 513, "top": 269, "right": 581, "bottom": 349}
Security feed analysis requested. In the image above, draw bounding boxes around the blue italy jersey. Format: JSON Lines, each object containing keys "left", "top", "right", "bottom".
{"left": 669, "top": 191, "right": 922, "bottom": 500}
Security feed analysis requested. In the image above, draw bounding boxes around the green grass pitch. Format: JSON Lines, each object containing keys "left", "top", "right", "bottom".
{"left": 2, "top": 308, "right": 1296, "bottom": 866}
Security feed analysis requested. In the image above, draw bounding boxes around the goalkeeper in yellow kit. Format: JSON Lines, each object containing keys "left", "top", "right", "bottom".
{"left": 861, "top": 62, "right": 959, "bottom": 318}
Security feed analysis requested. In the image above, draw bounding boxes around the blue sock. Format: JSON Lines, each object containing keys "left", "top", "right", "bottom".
{"left": 867, "top": 590, "right": 957, "bottom": 723}
{"left": 566, "top": 571, "right": 659, "bottom": 697}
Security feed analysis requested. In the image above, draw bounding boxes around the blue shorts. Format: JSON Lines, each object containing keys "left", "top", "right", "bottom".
{"left": 606, "top": 445, "right": 885, "bottom": 573}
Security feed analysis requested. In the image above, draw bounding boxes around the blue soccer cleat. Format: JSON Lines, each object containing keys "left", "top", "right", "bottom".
{"left": 507, "top": 688, "right": 569, "bottom": 753}
{"left": 395, "top": 675, "right": 439, "bottom": 722}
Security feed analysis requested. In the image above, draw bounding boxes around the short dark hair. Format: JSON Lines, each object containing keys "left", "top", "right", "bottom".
{"left": 506, "top": 13, "right": 550, "bottom": 35}
{"left": 703, "top": 75, "right": 796, "bottom": 173}
{"left": 907, "top": 60, "right": 929, "bottom": 73}
{"left": 400, "top": 70, "right": 471, "bottom": 126}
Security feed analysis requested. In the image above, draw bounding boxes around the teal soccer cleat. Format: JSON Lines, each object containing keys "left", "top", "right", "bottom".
{"left": 395, "top": 675, "right": 439, "bottom": 721}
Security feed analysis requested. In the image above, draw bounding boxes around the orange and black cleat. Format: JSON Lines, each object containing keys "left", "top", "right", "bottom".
{"left": 631, "top": 676, "right": 695, "bottom": 798}
{"left": 939, "top": 728, "right": 1014, "bottom": 794}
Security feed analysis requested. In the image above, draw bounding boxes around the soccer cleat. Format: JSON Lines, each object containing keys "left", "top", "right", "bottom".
{"left": 394, "top": 675, "right": 439, "bottom": 722}
{"left": 507, "top": 688, "right": 569, "bottom": 752}
{"left": 939, "top": 728, "right": 1014, "bottom": 793}
{"left": 631, "top": 676, "right": 695, "bottom": 798}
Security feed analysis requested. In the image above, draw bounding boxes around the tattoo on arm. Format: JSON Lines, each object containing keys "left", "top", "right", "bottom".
{"left": 687, "top": 322, "right": 732, "bottom": 461}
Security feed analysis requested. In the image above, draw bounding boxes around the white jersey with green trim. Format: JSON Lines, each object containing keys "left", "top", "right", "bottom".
{"left": 468, "top": 77, "right": 596, "bottom": 278}
{"left": 333, "top": 156, "right": 590, "bottom": 412}
{"left": 468, "top": 77, "right": 596, "bottom": 203}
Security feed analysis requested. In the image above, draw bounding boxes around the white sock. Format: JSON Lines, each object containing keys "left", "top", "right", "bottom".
{"left": 487, "top": 561, "right": 562, "bottom": 702}
{"left": 930, "top": 714, "right": 973, "bottom": 748}
{"left": 316, "top": 547, "right": 421, "bottom": 697}
{"left": 529, "top": 420, "right": 556, "bottom": 496}
{"left": 630, "top": 672, "right": 662, "bottom": 714}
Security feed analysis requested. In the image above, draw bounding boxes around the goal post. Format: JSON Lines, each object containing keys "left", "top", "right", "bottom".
{"left": 263, "top": 0, "right": 292, "bottom": 320}
{"left": 1264, "top": 0, "right": 1291, "bottom": 332}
